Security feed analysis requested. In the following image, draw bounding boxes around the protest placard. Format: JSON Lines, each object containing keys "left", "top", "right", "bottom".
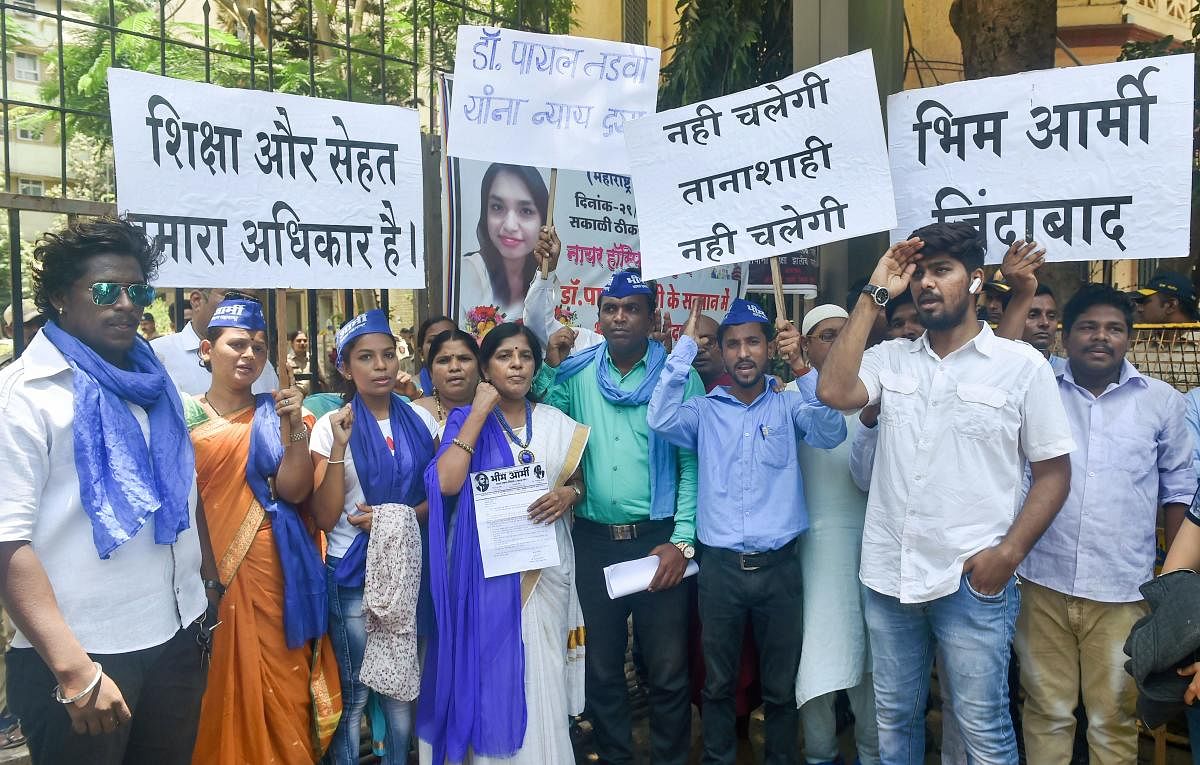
{"left": 888, "top": 54, "right": 1194, "bottom": 263}
{"left": 745, "top": 250, "right": 818, "bottom": 297}
{"left": 439, "top": 75, "right": 740, "bottom": 339}
{"left": 446, "top": 25, "right": 660, "bottom": 174}
{"left": 108, "top": 68, "right": 425, "bottom": 289}
{"left": 624, "top": 49, "right": 896, "bottom": 283}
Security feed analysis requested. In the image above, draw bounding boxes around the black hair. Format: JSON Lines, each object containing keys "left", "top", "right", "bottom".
{"left": 1062, "top": 283, "right": 1134, "bottom": 335}
{"left": 425, "top": 328, "right": 482, "bottom": 372}
{"left": 479, "top": 322, "right": 544, "bottom": 376}
{"left": 476, "top": 163, "right": 548, "bottom": 306}
{"left": 417, "top": 315, "right": 455, "bottom": 352}
{"left": 716, "top": 319, "right": 775, "bottom": 347}
{"left": 907, "top": 222, "right": 986, "bottom": 275}
{"left": 287, "top": 329, "right": 305, "bottom": 342}
{"left": 32, "top": 216, "right": 162, "bottom": 321}
{"left": 141, "top": 312, "right": 155, "bottom": 322}
{"left": 885, "top": 290, "right": 914, "bottom": 323}
{"left": 1034, "top": 284, "right": 1056, "bottom": 301}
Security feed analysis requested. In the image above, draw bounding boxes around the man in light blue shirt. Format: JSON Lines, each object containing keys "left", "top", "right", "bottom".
{"left": 1014, "top": 284, "right": 1196, "bottom": 765}
{"left": 648, "top": 299, "right": 845, "bottom": 765}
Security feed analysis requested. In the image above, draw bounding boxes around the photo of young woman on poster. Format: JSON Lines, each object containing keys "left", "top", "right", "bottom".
{"left": 458, "top": 163, "right": 549, "bottom": 322}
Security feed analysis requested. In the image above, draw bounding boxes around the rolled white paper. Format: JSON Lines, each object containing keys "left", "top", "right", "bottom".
{"left": 603, "top": 554, "right": 700, "bottom": 599}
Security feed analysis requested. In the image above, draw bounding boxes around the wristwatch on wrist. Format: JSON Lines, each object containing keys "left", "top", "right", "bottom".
{"left": 203, "top": 578, "right": 226, "bottom": 598}
{"left": 861, "top": 283, "right": 890, "bottom": 307}
{"left": 673, "top": 541, "right": 695, "bottom": 560}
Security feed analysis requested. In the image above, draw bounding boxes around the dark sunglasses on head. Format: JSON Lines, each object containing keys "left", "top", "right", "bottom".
{"left": 89, "top": 282, "right": 156, "bottom": 307}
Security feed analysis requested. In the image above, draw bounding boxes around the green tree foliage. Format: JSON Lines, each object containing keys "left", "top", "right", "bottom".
{"left": 658, "top": 0, "right": 791, "bottom": 109}
{"left": 38, "top": 0, "right": 572, "bottom": 147}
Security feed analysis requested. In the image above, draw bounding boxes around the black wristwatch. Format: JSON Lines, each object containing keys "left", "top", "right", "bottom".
{"left": 203, "top": 578, "right": 226, "bottom": 599}
{"left": 861, "top": 283, "right": 890, "bottom": 307}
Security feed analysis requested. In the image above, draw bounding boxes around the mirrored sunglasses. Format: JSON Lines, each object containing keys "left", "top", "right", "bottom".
{"left": 89, "top": 282, "right": 156, "bottom": 307}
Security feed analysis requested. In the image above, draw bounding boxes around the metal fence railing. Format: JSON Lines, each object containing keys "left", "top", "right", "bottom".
{"left": 0, "top": 0, "right": 559, "bottom": 370}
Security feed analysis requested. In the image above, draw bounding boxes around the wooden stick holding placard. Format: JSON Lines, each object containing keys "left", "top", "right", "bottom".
{"left": 540, "top": 168, "right": 559, "bottom": 279}
{"left": 769, "top": 257, "right": 788, "bottom": 324}
{"left": 275, "top": 288, "right": 292, "bottom": 389}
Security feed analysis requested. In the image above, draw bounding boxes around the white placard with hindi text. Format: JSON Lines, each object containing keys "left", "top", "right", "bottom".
{"left": 109, "top": 68, "right": 425, "bottom": 289}
{"left": 624, "top": 49, "right": 896, "bottom": 282}
{"left": 447, "top": 25, "right": 660, "bottom": 174}
{"left": 470, "top": 462, "right": 559, "bottom": 578}
{"left": 888, "top": 54, "right": 1194, "bottom": 263}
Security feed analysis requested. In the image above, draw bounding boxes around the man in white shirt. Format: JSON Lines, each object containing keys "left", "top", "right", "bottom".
{"left": 817, "top": 222, "right": 1074, "bottom": 765}
{"left": 0, "top": 218, "right": 213, "bottom": 765}
{"left": 151, "top": 287, "right": 279, "bottom": 395}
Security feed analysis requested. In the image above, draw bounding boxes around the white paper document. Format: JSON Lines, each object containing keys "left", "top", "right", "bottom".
{"left": 604, "top": 554, "right": 700, "bottom": 600}
{"left": 471, "top": 462, "right": 559, "bottom": 578}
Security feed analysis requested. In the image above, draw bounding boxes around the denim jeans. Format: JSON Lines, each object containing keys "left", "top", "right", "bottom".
{"left": 866, "top": 574, "right": 1019, "bottom": 765}
{"left": 326, "top": 556, "right": 413, "bottom": 765}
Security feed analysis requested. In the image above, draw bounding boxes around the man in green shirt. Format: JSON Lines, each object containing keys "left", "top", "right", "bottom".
{"left": 535, "top": 270, "right": 702, "bottom": 765}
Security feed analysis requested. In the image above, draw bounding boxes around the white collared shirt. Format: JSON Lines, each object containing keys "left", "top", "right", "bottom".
{"left": 0, "top": 332, "right": 206, "bottom": 653}
{"left": 151, "top": 321, "right": 280, "bottom": 396}
{"left": 857, "top": 324, "right": 1075, "bottom": 604}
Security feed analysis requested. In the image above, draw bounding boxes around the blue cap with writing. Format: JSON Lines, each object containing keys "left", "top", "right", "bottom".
{"left": 721, "top": 298, "right": 770, "bottom": 327}
{"left": 601, "top": 270, "right": 653, "bottom": 299}
{"left": 335, "top": 309, "right": 393, "bottom": 367}
{"left": 207, "top": 299, "right": 267, "bottom": 332}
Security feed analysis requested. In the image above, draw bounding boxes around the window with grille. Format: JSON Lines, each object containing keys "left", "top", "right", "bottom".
{"left": 18, "top": 178, "right": 44, "bottom": 196}
{"left": 623, "top": 0, "right": 647, "bottom": 45}
{"left": 17, "top": 127, "right": 42, "bottom": 141}
{"left": 14, "top": 52, "right": 39, "bottom": 82}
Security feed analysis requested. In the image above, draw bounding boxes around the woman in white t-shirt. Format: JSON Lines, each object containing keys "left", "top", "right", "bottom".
{"left": 309, "top": 310, "right": 438, "bottom": 765}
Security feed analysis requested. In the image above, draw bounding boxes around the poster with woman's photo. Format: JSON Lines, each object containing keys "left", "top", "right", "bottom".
{"left": 449, "top": 159, "right": 740, "bottom": 338}
{"left": 442, "top": 75, "right": 740, "bottom": 339}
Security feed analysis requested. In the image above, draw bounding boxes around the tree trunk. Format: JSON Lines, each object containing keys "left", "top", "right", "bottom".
{"left": 949, "top": 0, "right": 1056, "bottom": 79}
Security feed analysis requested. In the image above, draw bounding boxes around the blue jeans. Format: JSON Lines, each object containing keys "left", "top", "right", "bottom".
{"left": 866, "top": 574, "right": 1019, "bottom": 765}
{"left": 326, "top": 557, "right": 413, "bottom": 765}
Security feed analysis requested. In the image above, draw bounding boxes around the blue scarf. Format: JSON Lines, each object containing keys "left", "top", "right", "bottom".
{"left": 417, "top": 406, "right": 525, "bottom": 763}
{"left": 419, "top": 367, "right": 433, "bottom": 397}
{"left": 41, "top": 321, "right": 193, "bottom": 558}
{"left": 554, "top": 339, "right": 677, "bottom": 519}
{"left": 333, "top": 392, "right": 434, "bottom": 587}
{"left": 246, "top": 393, "right": 328, "bottom": 648}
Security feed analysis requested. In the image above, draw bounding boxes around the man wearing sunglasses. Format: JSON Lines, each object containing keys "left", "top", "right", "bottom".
{"left": 150, "top": 288, "right": 280, "bottom": 395}
{"left": 0, "top": 217, "right": 213, "bottom": 764}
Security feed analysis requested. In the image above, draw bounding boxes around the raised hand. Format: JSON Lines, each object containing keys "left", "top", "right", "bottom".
{"left": 682, "top": 301, "right": 702, "bottom": 342}
{"left": 775, "top": 317, "right": 801, "bottom": 363}
{"left": 868, "top": 237, "right": 924, "bottom": 301}
{"left": 651, "top": 310, "right": 674, "bottom": 352}
{"left": 274, "top": 385, "right": 305, "bottom": 429}
{"left": 472, "top": 381, "right": 501, "bottom": 412}
{"left": 999, "top": 239, "right": 1046, "bottom": 295}
{"left": 546, "top": 326, "right": 577, "bottom": 367}
{"left": 533, "top": 225, "right": 562, "bottom": 273}
{"left": 329, "top": 404, "right": 354, "bottom": 447}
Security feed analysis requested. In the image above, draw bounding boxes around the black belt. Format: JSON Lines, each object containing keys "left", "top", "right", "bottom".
{"left": 575, "top": 516, "right": 672, "bottom": 541}
{"left": 700, "top": 538, "right": 797, "bottom": 571}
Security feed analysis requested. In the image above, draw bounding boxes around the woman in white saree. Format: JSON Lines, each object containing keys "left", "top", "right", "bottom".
{"left": 418, "top": 322, "right": 588, "bottom": 765}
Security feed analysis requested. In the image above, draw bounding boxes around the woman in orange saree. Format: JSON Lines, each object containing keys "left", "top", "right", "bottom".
{"left": 187, "top": 299, "right": 341, "bottom": 763}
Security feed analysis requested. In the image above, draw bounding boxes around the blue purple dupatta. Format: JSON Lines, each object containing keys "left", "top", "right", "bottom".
{"left": 246, "top": 393, "right": 328, "bottom": 648}
{"left": 417, "top": 406, "right": 526, "bottom": 763}
{"left": 332, "top": 392, "right": 433, "bottom": 587}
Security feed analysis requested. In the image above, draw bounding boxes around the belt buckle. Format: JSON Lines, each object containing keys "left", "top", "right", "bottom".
{"left": 739, "top": 553, "right": 761, "bottom": 571}
{"left": 611, "top": 524, "right": 635, "bottom": 541}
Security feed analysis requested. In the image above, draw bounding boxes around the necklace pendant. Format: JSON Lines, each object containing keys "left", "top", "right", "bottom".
{"left": 519, "top": 449, "right": 535, "bottom": 464}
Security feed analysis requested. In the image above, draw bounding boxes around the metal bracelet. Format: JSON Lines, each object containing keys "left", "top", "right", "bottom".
{"left": 452, "top": 438, "right": 475, "bottom": 455}
{"left": 53, "top": 661, "right": 103, "bottom": 704}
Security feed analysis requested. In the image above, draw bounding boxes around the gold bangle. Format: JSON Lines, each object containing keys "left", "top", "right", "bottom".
{"left": 452, "top": 438, "right": 475, "bottom": 455}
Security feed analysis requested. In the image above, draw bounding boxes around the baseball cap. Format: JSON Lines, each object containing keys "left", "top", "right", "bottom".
{"left": 1135, "top": 272, "right": 1197, "bottom": 304}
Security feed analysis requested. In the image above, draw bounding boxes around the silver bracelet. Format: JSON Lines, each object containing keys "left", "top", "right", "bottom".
{"left": 53, "top": 661, "right": 103, "bottom": 704}
{"left": 326, "top": 458, "right": 346, "bottom": 465}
